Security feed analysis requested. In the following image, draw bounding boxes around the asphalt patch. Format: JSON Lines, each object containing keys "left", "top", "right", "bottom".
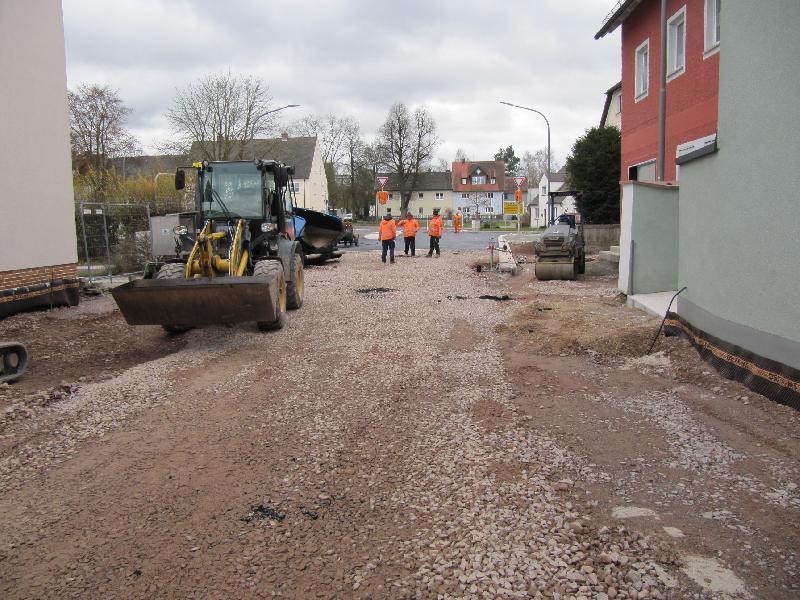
{"left": 300, "top": 506, "right": 319, "bottom": 520}
{"left": 479, "top": 295, "right": 511, "bottom": 301}
{"left": 241, "top": 504, "right": 285, "bottom": 522}
{"left": 356, "top": 288, "right": 396, "bottom": 294}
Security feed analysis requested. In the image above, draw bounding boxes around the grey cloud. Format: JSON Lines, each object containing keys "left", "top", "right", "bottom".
{"left": 63, "top": 0, "right": 620, "bottom": 162}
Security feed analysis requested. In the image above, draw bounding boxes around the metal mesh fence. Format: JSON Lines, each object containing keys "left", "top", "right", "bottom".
{"left": 76, "top": 202, "right": 151, "bottom": 282}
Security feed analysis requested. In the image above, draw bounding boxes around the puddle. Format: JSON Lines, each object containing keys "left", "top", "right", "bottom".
{"left": 663, "top": 526, "right": 685, "bottom": 538}
{"left": 612, "top": 506, "right": 660, "bottom": 519}
{"left": 681, "top": 555, "right": 749, "bottom": 596}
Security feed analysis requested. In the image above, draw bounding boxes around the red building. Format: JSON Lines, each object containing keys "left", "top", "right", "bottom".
{"left": 596, "top": 0, "right": 721, "bottom": 182}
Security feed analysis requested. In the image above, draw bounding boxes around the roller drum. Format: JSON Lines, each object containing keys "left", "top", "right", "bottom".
{"left": 534, "top": 261, "right": 577, "bottom": 281}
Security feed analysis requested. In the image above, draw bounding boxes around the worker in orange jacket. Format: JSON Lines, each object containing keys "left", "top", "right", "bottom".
{"left": 426, "top": 208, "right": 443, "bottom": 257}
{"left": 378, "top": 211, "right": 397, "bottom": 263}
{"left": 397, "top": 211, "right": 420, "bottom": 256}
{"left": 453, "top": 210, "right": 463, "bottom": 234}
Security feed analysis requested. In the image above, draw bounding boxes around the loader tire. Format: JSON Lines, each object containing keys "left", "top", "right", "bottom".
{"left": 286, "top": 252, "right": 304, "bottom": 310}
{"left": 155, "top": 263, "right": 191, "bottom": 334}
{"left": 254, "top": 260, "right": 286, "bottom": 331}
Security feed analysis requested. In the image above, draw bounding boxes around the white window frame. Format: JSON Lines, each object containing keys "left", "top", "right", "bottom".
{"left": 487, "top": 192, "right": 494, "bottom": 198}
{"left": 435, "top": 192, "right": 444, "bottom": 200}
{"left": 460, "top": 177, "right": 467, "bottom": 184}
{"left": 472, "top": 175, "right": 486, "bottom": 185}
{"left": 704, "top": 0, "right": 721, "bottom": 57}
{"left": 418, "top": 192, "right": 424, "bottom": 199}
{"left": 634, "top": 38, "right": 650, "bottom": 101}
{"left": 461, "top": 193, "right": 468, "bottom": 198}
{"left": 667, "top": 6, "right": 686, "bottom": 81}
{"left": 490, "top": 177, "right": 496, "bottom": 184}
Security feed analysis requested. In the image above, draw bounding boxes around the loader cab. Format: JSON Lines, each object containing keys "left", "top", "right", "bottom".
{"left": 175, "top": 160, "right": 297, "bottom": 253}
{"left": 196, "top": 161, "right": 269, "bottom": 220}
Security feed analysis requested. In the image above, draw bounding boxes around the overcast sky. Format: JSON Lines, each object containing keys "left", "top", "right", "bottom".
{"left": 63, "top": 0, "right": 620, "bottom": 166}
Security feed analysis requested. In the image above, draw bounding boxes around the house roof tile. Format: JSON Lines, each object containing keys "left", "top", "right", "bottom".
{"left": 451, "top": 160, "right": 505, "bottom": 191}
{"left": 189, "top": 136, "right": 318, "bottom": 179}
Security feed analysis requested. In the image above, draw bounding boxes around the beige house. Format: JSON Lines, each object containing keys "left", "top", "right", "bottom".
{"left": 0, "top": 0, "right": 79, "bottom": 317}
{"left": 190, "top": 135, "right": 329, "bottom": 212}
{"left": 376, "top": 171, "right": 452, "bottom": 219}
{"left": 600, "top": 81, "right": 622, "bottom": 129}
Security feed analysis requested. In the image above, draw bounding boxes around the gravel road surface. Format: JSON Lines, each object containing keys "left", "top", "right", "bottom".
{"left": 0, "top": 251, "right": 797, "bottom": 599}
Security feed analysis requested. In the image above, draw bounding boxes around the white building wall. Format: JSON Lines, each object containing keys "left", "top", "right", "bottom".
{"left": 298, "top": 142, "right": 329, "bottom": 212}
{"left": 0, "top": 0, "right": 77, "bottom": 272}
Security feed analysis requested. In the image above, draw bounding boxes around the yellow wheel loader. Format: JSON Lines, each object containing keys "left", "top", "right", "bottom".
{"left": 111, "top": 160, "right": 307, "bottom": 332}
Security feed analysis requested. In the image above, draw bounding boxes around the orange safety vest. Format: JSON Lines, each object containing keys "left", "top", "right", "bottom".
{"left": 428, "top": 216, "right": 443, "bottom": 237}
{"left": 398, "top": 218, "right": 420, "bottom": 237}
{"left": 454, "top": 213, "right": 462, "bottom": 224}
{"left": 378, "top": 218, "right": 397, "bottom": 241}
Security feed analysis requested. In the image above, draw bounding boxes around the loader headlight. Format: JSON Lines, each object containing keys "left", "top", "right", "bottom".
{"left": 261, "top": 223, "right": 277, "bottom": 233}
{"left": 173, "top": 225, "right": 188, "bottom": 235}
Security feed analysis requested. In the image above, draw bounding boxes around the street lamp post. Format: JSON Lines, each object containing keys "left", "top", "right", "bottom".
{"left": 500, "top": 101, "right": 551, "bottom": 225}
{"left": 267, "top": 104, "right": 300, "bottom": 115}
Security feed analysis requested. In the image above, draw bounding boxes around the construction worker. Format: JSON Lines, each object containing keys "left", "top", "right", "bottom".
{"left": 397, "top": 211, "right": 420, "bottom": 256}
{"left": 453, "top": 209, "right": 463, "bottom": 234}
{"left": 427, "top": 208, "right": 443, "bottom": 257}
{"left": 378, "top": 211, "right": 397, "bottom": 263}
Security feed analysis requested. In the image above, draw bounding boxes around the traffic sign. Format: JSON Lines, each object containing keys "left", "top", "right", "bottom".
{"left": 377, "top": 190, "right": 389, "bottom": 205}
{"left": 513, "top": 176, "right": 527, "bottom": 189}
{"left": 514, "top": 189, "right": 523, "bottom": 203}
{"left": 377, "top": 176, "right": 389, "bottom": 189}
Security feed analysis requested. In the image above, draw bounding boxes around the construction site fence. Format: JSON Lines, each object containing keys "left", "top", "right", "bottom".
{"left": 75, "top": 202, "right": 153, "bottom": 283}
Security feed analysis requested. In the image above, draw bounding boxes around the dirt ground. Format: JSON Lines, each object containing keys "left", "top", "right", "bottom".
{"left": 0, "top": 251, "right": 797, "bottom": 599}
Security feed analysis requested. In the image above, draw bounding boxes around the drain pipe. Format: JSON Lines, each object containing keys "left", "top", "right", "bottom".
{"left": 647, "top": 287, "right": 687, "bottom": 354}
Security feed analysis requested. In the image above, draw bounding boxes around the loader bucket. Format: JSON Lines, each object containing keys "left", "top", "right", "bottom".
{"left": 111, "top": 276, "right": 279, "bottom": 327}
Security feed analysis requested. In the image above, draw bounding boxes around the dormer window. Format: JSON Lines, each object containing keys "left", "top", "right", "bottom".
{"left": 472, "top": 175, "right": 486, "bottom": 184}
{"left": 490, "top": 177, "right": 496, "bottom": 184}
{"left": 461, "top": 177, "right": 467, "bottom": 184}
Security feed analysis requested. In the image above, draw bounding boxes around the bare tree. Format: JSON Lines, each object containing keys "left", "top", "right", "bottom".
{"left": 341, "top": 118, "right": 364, "bottom": 212}
{"left": 68, "top": 84, "right": 139, "bottom": 171}
{"left": 166, "top": 71, "right": 276, "bottom": 161}
{"left": 462, "top": 192, "right": 492, "bottom": 219}
{"left": 522, "top": 148, "right": 562, "bottom": 188}
{"left": 291, "top": 113, "right": 352, "bottom": 168}
{"left": 454, "top": 147, "right": 470, "bottom": 162}
{"left": 436, "top": 157, "right": 450, "bottom": 171}
{"left": 375, "top": 102, "right": 440, "bottom": 216}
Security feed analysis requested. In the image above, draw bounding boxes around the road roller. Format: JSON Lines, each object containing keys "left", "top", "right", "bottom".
{"left": 0, "top": 342, "right": 28, "bottom": 384}
{"left": 534, "top": 213, "right": 585, "bottom": 280}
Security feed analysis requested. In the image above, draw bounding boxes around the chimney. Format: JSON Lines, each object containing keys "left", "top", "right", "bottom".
{"left": 281, "top": 132, "right": 289, "bottom": 141}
